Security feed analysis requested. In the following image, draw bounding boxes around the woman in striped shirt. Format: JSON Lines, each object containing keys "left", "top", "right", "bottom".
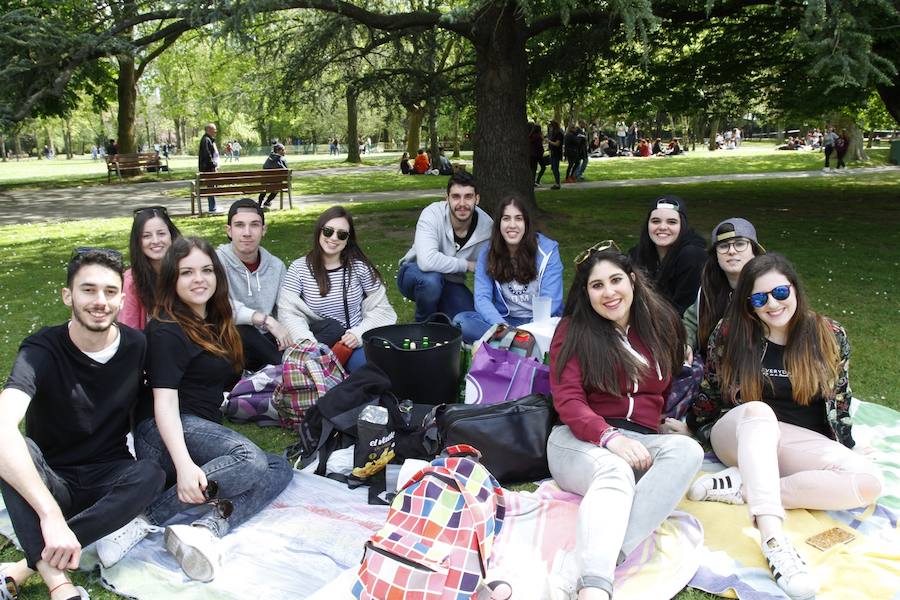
{"left": 277, "top": 205, "right": 397, "bottom": 370}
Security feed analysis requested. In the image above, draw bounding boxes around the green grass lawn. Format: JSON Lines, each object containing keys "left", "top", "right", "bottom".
{"left": 1, "top": 172, "right": 899, "bottom": 598}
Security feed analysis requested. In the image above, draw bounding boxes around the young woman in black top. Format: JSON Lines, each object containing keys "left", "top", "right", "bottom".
{"left": 133, "top": 237, "right": 292, "bottom": 583}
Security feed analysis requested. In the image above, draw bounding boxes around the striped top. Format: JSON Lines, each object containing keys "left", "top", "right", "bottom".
{"left": 282, "top": 257, "right": 380, "bottom": 328}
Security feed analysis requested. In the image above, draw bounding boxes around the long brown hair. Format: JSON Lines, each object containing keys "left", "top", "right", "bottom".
{"left": 128, "top": 208, "right": 180, "bottom": 315}
{"left": 719, "top": 253, "right": 840, "bottom": 405}
{"left": 486, "top": 194, "right": 538, "bottom": 284}
{"left": 305, "top": 205, "right": 382, "bottom": 296}
{"left": 697, "top": 222, "right": 764, "bottom": 354}
{"left": 553, "top": 249, "right": 684, "bottom": 394}
{"left": 154, "top": 236, "right": 243, "bottom": 371}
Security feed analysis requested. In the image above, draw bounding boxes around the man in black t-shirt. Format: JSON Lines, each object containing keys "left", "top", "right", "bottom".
{"left": 0, "top": 249, "right": 165, "bottom": 600}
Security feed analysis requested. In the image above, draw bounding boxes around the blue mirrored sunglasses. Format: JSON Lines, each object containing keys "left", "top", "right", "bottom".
{"left": 749, "top": 284, "right": 791, "bottom": 308}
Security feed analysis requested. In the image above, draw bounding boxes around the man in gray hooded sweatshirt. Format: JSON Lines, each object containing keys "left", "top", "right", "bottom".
{"left": 216, "top": 198, "right": 291, "bottom": 370}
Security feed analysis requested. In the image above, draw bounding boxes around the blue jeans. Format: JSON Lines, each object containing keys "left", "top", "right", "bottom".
{"left": 396, "top": 261, "right": 474, "bottom": 322}
{"left": 452, "top": 312, "right": 532, "bottom": 344}
{"left": 575, "top": 154, "right": 589, "bottom": 179}
{"left": 134, "top": 415, "right": 293, "bottom": 537}
{"left": 208, "top": 197, "right": 216, "bottom": 212}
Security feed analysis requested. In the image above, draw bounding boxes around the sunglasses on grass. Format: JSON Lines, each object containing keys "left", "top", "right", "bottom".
{"left": 749, "top": 285, "right": 792, "bottom": 308}
{"left": 321, "top": 226, "right": 350, "bottom": 241}
{"left": 574, "top": 240, "right": 621, "bottom": 265}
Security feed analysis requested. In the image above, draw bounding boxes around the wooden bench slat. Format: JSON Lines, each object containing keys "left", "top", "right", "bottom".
{"left": 190, "top": 169, "right": 293, "bottom": 216}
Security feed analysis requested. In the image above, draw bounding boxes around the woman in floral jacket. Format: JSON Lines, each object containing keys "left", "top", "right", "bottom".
{"left": 687, "top": 253, "right": 882, "bottom": 600}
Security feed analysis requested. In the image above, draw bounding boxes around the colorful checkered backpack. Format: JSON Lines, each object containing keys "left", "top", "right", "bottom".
{"left": 352, "top": 444, "right": 505, "bottom": 600}
{"left": 272, "top": 340, "right": 346, "bottom": 431}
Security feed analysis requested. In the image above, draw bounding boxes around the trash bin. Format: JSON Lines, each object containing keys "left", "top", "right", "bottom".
{"left": 890, "top": 140, "right": 900, "bottom": 165}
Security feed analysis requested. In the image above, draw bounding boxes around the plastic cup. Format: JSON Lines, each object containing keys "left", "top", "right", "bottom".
{"left": 533, "top": 296, "right": 552, "bottom": 323}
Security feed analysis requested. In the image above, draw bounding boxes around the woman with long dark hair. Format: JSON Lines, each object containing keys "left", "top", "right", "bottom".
{"left": 683, "top": 218, "right": 765, "bottom": 358}
{"left": 127, "top": 237, "right": 292, "bottom": 582}
{"left": 628, "top": 195, "right": 706, "bottom": 314}
{"left": 278, "top": 205, "right": 396, "bottom": 370}
{"left": 119, "top": 206, "right": 180, "bottom": 330}
{"left": 548, "top": 244, "right": 702, "bottom": 600}
{"left": 689, "top": 253, "right": 882, "bottom": 600}
{"left": 452, "top": 194, "right": 563, "bottom": 343}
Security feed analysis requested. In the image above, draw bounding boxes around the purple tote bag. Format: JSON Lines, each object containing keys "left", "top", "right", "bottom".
{"left": 464, "top": 343, "right": 551, "bottom": 405}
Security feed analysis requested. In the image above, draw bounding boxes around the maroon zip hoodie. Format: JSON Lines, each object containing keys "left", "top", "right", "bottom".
{"left": 550, "top": 318, "right": 671, "bottom": 443}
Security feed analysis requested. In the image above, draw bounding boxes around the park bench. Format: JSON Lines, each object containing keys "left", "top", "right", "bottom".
{"left": 190, "top": 169, "right": 293, "bottom": 216}
{"left": 106, "top": 152, "right": 167, "bottom": 182}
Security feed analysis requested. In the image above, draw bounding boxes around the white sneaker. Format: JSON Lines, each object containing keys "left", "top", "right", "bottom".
{"left": 1, "top": 567, "right": 18, "bottom": 600}
{"left": 96, "top": 515, "right": 161, "bottom": 568}
{"left": 74, "top": 586, "right": 91, "bottom": 600}
{"left": 687, "top": 466, "right": 745, "bottom": 504}
{"left": 164, "top": 524, "right": 220, "bottom": 582}
{"left": 762, "top": 534, "right": 818, "bottom": 600}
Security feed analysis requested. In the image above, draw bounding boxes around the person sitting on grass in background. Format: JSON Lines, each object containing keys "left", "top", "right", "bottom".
{"left": 453, "top": 194, "right": 563, "bottom": 343}
{"left": 628, "top": 195, "right": 707, "bottom": 315}
{"left": 257, "top": 143, "right": 288, "bottom": 209}
{"left": 548, "top": 243, "right": 703, "bottom": 600}
{"left": 216, "top": 199, "right": 292, "bottom": 371}
{"left": 0, "top": 249, "right": 165, "bottom": 600}
{"left": 436, "top": 147, "right": 454, "bottom": 175}
{"left": 279, "top": 206, "right": 397, "bottom": 370}
{"left": 412, "top": 148, "right": 430, "bottom": 175}
{"left": 688, "top": 253, "right": 883, "bottom": 600}
{"left": 397, "top": 170, "right": 493, "bottom": 322}
{"left": 133, "top": 236, "right": 292, "bottom": 583}
{"left": 399, "top": 152, "right": 411, "bottom": 175}
{"left": 120, "top": 206, "right": 181, "bottom": 331}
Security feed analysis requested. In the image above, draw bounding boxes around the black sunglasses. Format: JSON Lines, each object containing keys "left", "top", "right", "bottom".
{"left": 133, "top": 205, "right": 169, "bottom": 217}
{"left": 203, "top": 480, "right": 234, "bottom": 519}
{"left": 321, "top": 226, "right": 350, "bottom": 241}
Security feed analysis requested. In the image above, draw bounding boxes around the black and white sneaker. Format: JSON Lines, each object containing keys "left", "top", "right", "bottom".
{"left": 762, "top": 534, "right": 818, "bottom": 600}
{"left": 687, "top": 466, "right": 745, "bottom": 504}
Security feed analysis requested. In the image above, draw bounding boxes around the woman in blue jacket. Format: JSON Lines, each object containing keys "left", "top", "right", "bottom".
{"left": 453, "top": 194, "right": 564, "bottom": 343}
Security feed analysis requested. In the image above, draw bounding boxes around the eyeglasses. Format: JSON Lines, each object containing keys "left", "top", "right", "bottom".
{"left": 715, "top": 239, "right": 750, "bottom": 254}
{"left": 574, "top": 240, "right": 621, "bottom": 265}
{"left": 133, "top": 205, "right": 169, "bottom": 217}
{"left": 73, "top": 247, "right": 124, "bottom": 262}
{"left": 749, "top": 284, "right": 792, "bottom": 308}
{"left": 321, "top": 226, "right": 350, "bottom": 241}
{"left": 203, "top": 480, "right": 234, "bottom": 519}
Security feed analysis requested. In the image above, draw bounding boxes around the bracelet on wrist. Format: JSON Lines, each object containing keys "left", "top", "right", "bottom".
{"left": 598, "top": 427, "right": 621, "bottom": 448}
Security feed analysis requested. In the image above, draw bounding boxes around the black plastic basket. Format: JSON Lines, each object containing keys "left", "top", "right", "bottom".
{"left": 362, "top": 318, "right": 462, "bottom": 406}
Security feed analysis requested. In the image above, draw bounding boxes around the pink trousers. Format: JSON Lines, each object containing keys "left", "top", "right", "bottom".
{"left": 710, "top": 401, "right": 883, "bottom": 520}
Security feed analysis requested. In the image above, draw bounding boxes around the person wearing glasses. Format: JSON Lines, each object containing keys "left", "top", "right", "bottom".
{"left": 687, "top": 253, "right": 883, "bottom": 600}
{"left": 547, "top": 243, "right": 703, "bottom": 600}
{"left": 397, "top": 170, "right": 493, "bottom": 322}
{"left": 278, "top": 206, "right": 396, "bottom": 370}
{"left": 628, "top": 195, "right": 707, "bottom": 314}
{"left": 0, "top": 249, "right": 165, "bottom": 600}
{"left": 129, "top": 237, "right": 292, "bottom": 582}
{"left": 216, "top": 199, "right": 291, "bottom": 371}
{"left": 120, "top": 206, "right": 181, "bottom": 331}
{"left": 452, "top": 194, "right": 563, "bottom": 343}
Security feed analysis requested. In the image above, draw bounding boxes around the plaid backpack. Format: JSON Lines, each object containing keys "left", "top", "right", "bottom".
{"left": 352, "top": 444, "right": 505, "bottom": 600}
{"left": 272, "top": 340, "right": 347, "bottom": 431}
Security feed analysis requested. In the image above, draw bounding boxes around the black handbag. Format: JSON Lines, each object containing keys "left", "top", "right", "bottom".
{"left": 436, "top": 394, "right": 557, "bottom": 484}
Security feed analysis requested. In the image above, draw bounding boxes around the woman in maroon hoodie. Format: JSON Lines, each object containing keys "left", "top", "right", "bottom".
{"left": 547, "top": 243, "right": 702, "bottom": 600}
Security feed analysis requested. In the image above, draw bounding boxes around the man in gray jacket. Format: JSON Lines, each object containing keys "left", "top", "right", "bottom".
{"left": 397, "top": 171, "right": 493, "bottom": 322}
{"left": 216, "top": 199, "right": 291, "bottom": 370}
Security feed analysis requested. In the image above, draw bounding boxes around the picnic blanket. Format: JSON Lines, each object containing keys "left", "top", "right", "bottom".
{"left": 310, "top": 482, "right": 704, "bottom": 600}
{"left": 681, "top": 399, "right": 900, "bottom": 600}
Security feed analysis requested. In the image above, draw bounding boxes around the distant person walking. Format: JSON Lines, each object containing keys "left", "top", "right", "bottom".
{"left": 258, "top": 143, "right": 288, "bottom": 209}
{"left": 232, "top": 141, "right": 241, "bottom": 162}
{"left": 834, "top": 130, "right": 850, "bottom": 170}
{"left": 199, "top": 123, "right": 220, "bottom": 213}
{"left": 822, "top": 126, "right": 837, "bottom": 172}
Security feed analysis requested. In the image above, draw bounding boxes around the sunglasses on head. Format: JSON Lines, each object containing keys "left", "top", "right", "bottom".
{"left": 133, "top": 205, "right": 169, "bottom": 217}
{"left": 574, "top": 240, "right": 621, "bottom": 265}
{"left": 716, "top": 239, "right": 750, "bottom": 254}
{"left": 321, "top": 226, "right": 350, "bottom": 241}
{"left": 203, "top": 480, "right": 234, "bottom": 519}
{"left": 749, "top": 284, "right": 792, "bottom": 308}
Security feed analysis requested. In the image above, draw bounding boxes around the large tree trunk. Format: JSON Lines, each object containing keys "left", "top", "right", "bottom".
{"left": 876, "top": 83, "right": 900, "bottom": 126}
{"left": 405, "top": 105, "right": 424, "bottom": 155}
{"left": 427, "top": 100, "right": 439, "bottom": 162}
{"left": 452, "top": 109, "right": 461, "bottom": 158}
{"left": 346, "top": 85, "right": 361, "bottom": 164}
{"left": 708, "top": 117, "right": 719, "bottom": 150}
{"left": 64, "top": 117, "right": 74, "bottom": 159}
{"left": 471, "top": 3, "right": 533, "bottom": 215}
{"left": 117, "top": 55, "right": 138, "bottom": 168}
{"left": 0, "top": 134, "right": 6, "bottom": 162}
